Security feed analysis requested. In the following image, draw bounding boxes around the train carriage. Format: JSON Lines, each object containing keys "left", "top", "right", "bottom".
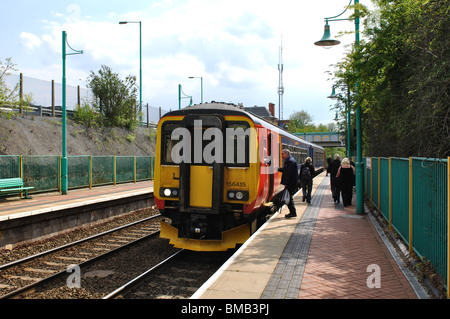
{"left": 154, "top": 102, "right": 324, "bottom": 251}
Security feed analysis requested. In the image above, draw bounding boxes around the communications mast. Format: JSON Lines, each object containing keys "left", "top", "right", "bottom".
{"left": 278, "top": 37, "right": 284, "bottom": 121}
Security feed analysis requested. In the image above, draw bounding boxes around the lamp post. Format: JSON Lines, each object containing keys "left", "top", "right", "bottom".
{"left": 62, "top": 31, "right": 83, "bottom": 195}
{"left": 178, "top": 84, "right": 193, "bottom": 109}
{"left": 328, "top": 84, "right": 352, "bottom": 158}
{"left": 315, "top": 0, "right": 364, "bottom": 215}
{"left": 189, "top": 76, "right": 203, "bottom": 104}
{"left": 119, "top": 21, "right": 142, "bottom": 127}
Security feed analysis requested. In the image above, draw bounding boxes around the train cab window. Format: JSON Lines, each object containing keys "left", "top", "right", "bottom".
{"left": 225, "top": 122, "right": 250, "bottom": 167}
{"left": 161, "top": 122, "right": 181, "bottom": 164}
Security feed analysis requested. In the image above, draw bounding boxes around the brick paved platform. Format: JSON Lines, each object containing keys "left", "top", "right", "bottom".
{"left": 295, "top": 183, "right": 419, "bottom": 299}
{"left": 194, "top": 173, "right": 428, "bottom": 299}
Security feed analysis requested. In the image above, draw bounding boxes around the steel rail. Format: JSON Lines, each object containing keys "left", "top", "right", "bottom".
{"left": 0, "top": 217, "right": 162, "bottom": 299}
{"left": 0, "top": 214, "right": 161, "bottom": 271}
{"left": 103, "top": 249, "right": 184, "bottom": 299}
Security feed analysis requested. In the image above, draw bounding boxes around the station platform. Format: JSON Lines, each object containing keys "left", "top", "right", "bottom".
{"left": 192, "top": 172, "right": 429, "bottom": 299}
{"left": 0, "top": 181, "right": 154, "bottom": 250}
{"left": 0, "top": 181, "right": 153, "bottom": 222}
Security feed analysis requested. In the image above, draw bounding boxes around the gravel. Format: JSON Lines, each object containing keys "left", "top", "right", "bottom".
{"left": 0, "top": 207, "right": 159, "bottom": 266}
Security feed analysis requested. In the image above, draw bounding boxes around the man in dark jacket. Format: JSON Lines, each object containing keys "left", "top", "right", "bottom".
{"left": 278, "top": 149, "right": 298, "bottom": 218}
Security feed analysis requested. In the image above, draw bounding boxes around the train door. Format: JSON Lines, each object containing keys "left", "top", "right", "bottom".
{"left": 260, "top": 129, "right": 279, "bottom": 203}
{"left": 178, "top": 114, "right": 224, "bottom": 214}
{"left": 266, "top": 131, "right": 274, "bottom": 200}
{"left": 259, "top": 131, "right": 270, "bottom": 203}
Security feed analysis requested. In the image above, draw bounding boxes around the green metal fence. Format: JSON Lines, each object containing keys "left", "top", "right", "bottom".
{"left": 0, "top": 155, "right": 155, "bottom": 193}
{"left": 365, "top": 157, "right": 449, "bottom": 296}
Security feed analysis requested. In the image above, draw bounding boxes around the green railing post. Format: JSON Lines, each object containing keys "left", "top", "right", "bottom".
{"left": 378, "top": 157, "right": 381, "bottom": 210}
{"left": 409, "top": 157, "right": 413, "bottom": 255}
{"left": 447, "top": 156, "right": 450, "bottom": 299}
{"left": 389, "top": 157, "right": 392, "bottom": 232}
{"left": 370, "top": 157, "right": 373, "bottom": 202}
{"left": 134, "top": 156, "right": 136, "bottom": 183}
{"left": 113, "top": 156, "right": 116, "bottom": 186}
{"left": 89, "top": 156, "right": 92, "bottom": 189}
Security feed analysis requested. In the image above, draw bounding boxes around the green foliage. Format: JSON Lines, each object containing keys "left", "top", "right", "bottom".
{"left": 0, "top": 58, "right": 32, "bottom": 112}
{"left": 325, "top": 147, "right": 346, "bottom": 162}
{"left": 126, "top": 133, "right": 136, "bottom": 143}
{"left": 73, "top": 98, "right": 103, "bottom": 128}
{"left": 146, "top": 128, "right": 156, "bottom": 142}
{"left": 0, "top": 58, "right": 19, "bottom": 108}
{"left": 287, "top": 110, "right": 336, "bottom": 133}
{"left": 87, "top": 65, "right": 139, "bottom": 130}
{"left": 332, "top": 0, "right": 449, "bottom": 158}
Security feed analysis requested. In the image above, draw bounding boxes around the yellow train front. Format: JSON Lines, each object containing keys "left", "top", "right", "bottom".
{"left": 154, "top": 102, "right": 323, "bottom": 251}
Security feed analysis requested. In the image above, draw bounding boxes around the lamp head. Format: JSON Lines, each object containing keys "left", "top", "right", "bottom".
{"left": 315, "top": 22, "right": 341, "bottom": 48}
{"left": 327, "top": 86, "right": 338, "bottom": 99}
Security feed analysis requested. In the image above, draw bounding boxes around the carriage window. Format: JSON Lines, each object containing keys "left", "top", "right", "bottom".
{"left": 267, "top": 133, "right": 272, "bottom": 157}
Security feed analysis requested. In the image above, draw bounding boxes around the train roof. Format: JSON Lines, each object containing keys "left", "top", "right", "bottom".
{"left": 163, "top": 102, "right": 252, "bottom": 119}
{"left": 162, "top": 102, "right": 324, "bottom": 151}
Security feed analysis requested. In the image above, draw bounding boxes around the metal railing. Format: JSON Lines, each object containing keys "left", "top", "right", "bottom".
{"left": 0, "top": 155, "right": 155, "bottom": 193}
{"left": 364, "top": 156, "right": 449, "bottom": 296}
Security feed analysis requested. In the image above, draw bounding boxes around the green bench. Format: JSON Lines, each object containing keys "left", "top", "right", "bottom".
{"left": 0, "top": 178, "right": 34, "bottom": 199}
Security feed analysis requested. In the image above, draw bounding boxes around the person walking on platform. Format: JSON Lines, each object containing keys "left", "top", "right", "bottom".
{"left": 336, "top": 157, "right": 356, "bottom": 206}
{"left": 278, "top": 149, "right": 298, "bottom": 218}
{"left": 299, "top": 157, "right": 315, "bottom": 204}
{"left": 328, "top": 154, "right": 341, "bottom": 203}
{"left": 326, "top": 155, "right": 332, "bottom": 176}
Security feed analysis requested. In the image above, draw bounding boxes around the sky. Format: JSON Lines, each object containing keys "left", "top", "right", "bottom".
{"left": 1, "top": 0, "right": 370, "bottom": 125}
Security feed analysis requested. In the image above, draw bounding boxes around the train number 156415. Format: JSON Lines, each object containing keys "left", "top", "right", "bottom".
{"left": 226, "top": 181, "right": 247, "bottom": 188}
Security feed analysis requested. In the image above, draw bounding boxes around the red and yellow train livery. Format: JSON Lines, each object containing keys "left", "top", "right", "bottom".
{"left": 154, "top": 102, "right": 324, "bottom": 251}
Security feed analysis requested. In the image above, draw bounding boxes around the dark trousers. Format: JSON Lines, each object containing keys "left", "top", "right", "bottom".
{"left": 302, "top": 179, "right": 313, "bottom": 203}
{"left": 287, "top": 189, "right": 297, "bottom": 215}
{"left": 341, "top": 185, "right": 353, "bottom": 206}
{"left": 330, "top": 176, "right": 340, "bottom": 201}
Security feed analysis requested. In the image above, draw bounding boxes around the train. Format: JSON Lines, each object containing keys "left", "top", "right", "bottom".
{"left": 154, "top": 102, "right": 325, "bottom": 251}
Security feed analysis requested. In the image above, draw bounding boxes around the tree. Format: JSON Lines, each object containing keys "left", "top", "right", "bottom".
{"left": 287, "top": 110, "right": 312, "bottom": 132}
{"left": 0, "top": 58, "right": 32, "bottom": 110}
{"left": 87, "top": 65, "right": 139, "bottom": 129}
{"left": 332, "top": 0, "right": 449, "bottom": 158}
{"left": 73, "top": 96, "right": 102, "bottom": 128}
{"left": 287, "top": 110, "right": 336, "bottom": 133}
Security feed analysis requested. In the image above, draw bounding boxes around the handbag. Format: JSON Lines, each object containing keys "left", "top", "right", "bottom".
{"left": 280, "top": 187, "right": 290, "bottom": 206}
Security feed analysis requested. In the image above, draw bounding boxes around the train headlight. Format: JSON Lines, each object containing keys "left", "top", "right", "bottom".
{"left": 160, "top": 188, "right": 179, "bottom": 198}
{"left": 227, "top": 191, "right": 249, "bottom": 201}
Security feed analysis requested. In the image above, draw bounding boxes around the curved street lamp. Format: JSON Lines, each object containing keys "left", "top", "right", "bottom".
{"left": 119, "top": 21, "right": 143, "bottom": 127}
{"left": 315, "top": 0, "right": 364, "bottom": 215}
{"left": 178, "top": 84, "right": 193, "bottom": 109}
{"left": 189, "top": 76, "right": 203, "bottom": 104}
{"left": 61, "top": 31, "right": 83, "bottom": 195}
{"left": 315, "top": 21, "right": 341, "bottom": 48}
{"left": 328, "top": 84, "right": 352, "bottom": 159}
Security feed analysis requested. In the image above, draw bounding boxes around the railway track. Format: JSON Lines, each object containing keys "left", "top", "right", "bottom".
{"left": 105, "top": 249, "right": 236, "bottom": 299}
{"left": 0, "top": 213, "right": 166, "bottom": 299}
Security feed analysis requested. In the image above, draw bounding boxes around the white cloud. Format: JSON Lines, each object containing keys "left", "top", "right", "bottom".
{"left": 12, "top": 0, "right": 371, "bottom": 122}
{"left": 20, "top": 32, "right": 42, "bottom": 50}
